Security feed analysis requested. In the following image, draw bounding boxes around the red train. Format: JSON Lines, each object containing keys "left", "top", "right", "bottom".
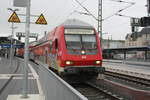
{"left": 29, "top": 19, "right": 104, "bottom": 78}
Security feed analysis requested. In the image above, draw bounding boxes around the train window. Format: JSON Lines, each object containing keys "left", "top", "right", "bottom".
{"left": 65, "top": 34, "right": 97, "bottom": 49}
{"left": 65, "top": 35, "right": 81, "bottom": 49}
{"left": 82, "top": 35, "right": 97, "bottom": 49}
{"left": 64, "top": 28, "right": 98, "bottom": 55}
{"left": 55, "top": 39, "right": 58, "bottom": 50}
{"left": 65, "top": 34, "right": 98, "bottom": 55}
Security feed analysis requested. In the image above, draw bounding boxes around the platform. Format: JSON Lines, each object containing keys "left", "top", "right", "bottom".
{"left": 103, "top": 59, "right": 150, "bottom": 67}
{"left": 0, "top": 56, "right": 43, "bottom": 100}
{"left": 103, "top": 59, "right": 150, "bottom": 79}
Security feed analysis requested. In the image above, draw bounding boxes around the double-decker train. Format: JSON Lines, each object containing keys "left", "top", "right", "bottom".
{"left": 20, "top": 19, "right": 105, "bottom": 80}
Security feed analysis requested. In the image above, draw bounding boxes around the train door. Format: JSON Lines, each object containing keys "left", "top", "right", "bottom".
{"left": 52, "top": 39, "right": 58, "bottom": 54}
{"left": 51, "top": 39, "right": 59, "bottom": 70}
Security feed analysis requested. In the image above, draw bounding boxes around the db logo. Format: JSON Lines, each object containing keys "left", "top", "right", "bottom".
{"left": 82, "top": 56, "right": 86, "bottom": 59}
{"left": 58, "top": 51, "right": 62, "bottom": 56}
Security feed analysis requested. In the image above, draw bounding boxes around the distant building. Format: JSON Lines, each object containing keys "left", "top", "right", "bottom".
{"left": 125, "top": 27, "right": 150, "bottom": 60}
{"left": 125, "top": 27, "right": 150, "bottom": 47}
{"left": 102, "top": 39, "right": 125, "bottom": 49}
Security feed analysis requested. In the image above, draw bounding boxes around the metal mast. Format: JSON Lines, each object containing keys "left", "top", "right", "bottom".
{"left": 22, "top": 0, "right": 30, "bottom": 98}
{"left": 98, "top": 0, "right": 103, "bottom": 48}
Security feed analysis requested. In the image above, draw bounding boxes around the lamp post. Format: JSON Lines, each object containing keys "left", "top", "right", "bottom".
{"left": 7, "top": 8, "right": 19, "bottom": 66}
{"left": 22, "top": 0, "right": 30, "bottom": 98}
{"left": 7, "top": 8, "right": 19, "bottom": 12}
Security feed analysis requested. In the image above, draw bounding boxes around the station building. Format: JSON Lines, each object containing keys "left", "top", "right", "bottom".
{"left": 125, "top": 27, "right": 150, "bottom": 47}
{"left": 125, "top": 27, "right": 150, "bottom": 60}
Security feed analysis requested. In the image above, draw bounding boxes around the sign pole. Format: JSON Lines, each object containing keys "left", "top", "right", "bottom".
{"left": 22, "top": 0, "right": 30, "bottom": 98}
{"left": 10, "top": 23, "right": 14, "bottom": 66}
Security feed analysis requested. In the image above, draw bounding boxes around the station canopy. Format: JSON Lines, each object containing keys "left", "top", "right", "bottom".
{"left": 0, "top": 37, "right": 10, "bottom": 45}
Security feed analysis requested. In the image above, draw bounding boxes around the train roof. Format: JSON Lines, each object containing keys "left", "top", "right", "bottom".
{"left": 62, "top": 19, "right": 94, "bottom": 29}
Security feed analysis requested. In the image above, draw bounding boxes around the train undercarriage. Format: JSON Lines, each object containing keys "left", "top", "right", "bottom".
{"left": 49, "top": 65, "right": 105, "bottom": 83}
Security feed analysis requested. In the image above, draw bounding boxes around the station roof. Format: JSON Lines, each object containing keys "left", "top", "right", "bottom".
{"left": 0, "top": 37, "right": 10, "bottom": 44}
{"left": 0, "top": 36, "right": 23, "bottom": 46}
{"left": 62, "top": 19, "right": 94, "bottom": 29}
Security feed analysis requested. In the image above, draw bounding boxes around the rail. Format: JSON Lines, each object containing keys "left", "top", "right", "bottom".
{"left": 103, "top": 59, "right": 150, "bottom": 67}
{"left": 71, "top": 82, "right": 121, "bottom": 100}
{"left": 104, "top": 67, "right": 150, "bottom": 80}
{"left": 37, "top": 61, "right": 88, "bottom": 100}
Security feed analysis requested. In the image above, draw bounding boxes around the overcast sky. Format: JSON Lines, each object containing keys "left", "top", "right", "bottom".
{"left": 0, "top": 0, "right": 147, "bottom": 41}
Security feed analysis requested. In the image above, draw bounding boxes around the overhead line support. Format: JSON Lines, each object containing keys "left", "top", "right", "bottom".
{"left": 98, "top": 0, "right": 103, "bottom": 48}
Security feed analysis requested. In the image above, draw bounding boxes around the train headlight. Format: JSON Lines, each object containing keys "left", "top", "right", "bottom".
{"left": 66, "top": 61, "right": 73, "bottom": 65}
{"left": 81, "top": 50, "right": 86, "bottom": 55}
{"left": 95, "top": 61, "right": 101, "bottom": 64}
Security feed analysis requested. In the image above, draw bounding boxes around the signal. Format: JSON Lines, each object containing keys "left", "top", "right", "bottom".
{"left": 140, "top": 17, "right": 150, "bottom": 27}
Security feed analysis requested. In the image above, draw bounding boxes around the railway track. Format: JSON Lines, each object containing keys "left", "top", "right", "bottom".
{"left": 71, "top": 82, "right": 122, "bottom": 100}
{"left": 70, "top": 70, "right": 150, "bottom": 100}
{"left": 104, "top": 71, "right": 150, "bottom": 91}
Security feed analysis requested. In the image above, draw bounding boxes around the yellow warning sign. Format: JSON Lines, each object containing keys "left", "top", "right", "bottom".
{"left": 8, "top": 11, "right": 20, "bottom": 23}
{"left": 35, "top": 14, "right": 47, "bottom": 25}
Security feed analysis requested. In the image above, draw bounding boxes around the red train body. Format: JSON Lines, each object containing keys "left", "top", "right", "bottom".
{"left": 30, "top": 19, "right": 104, "bottom": 76}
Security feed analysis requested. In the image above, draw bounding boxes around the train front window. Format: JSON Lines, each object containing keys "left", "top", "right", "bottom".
{"left": 65, "top": 34, "right": 82, "bottom": 49}
{"left": 65, "top": 29, "right": 98, "bottom": 55}
{"left": 82, "top": 35, "right": 97, "bottom": 49}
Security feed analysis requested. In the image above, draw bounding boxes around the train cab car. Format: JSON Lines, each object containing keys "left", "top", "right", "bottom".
{"left": 30, "top": 19, "right": 105, "bottom": 78}
{"left": 48, "top": 19, "right": 104, "bottom": 75}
